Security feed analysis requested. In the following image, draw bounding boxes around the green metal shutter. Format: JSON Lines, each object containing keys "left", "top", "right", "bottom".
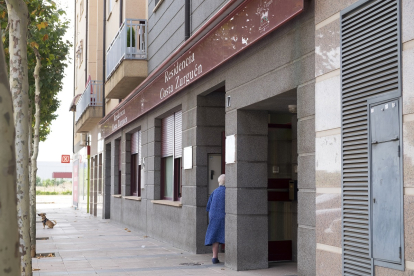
{"left": 340, "top": 0, "right": 401, "bottom": 275}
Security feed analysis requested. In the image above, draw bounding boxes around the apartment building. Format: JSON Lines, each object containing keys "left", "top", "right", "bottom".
{"left": 70, "top": 0, "right": 148, "bottom": 216}
{"left": 72, "top": 0, "right": 414, "bottom": 275}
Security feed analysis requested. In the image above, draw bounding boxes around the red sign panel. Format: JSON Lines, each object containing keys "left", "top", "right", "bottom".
{"left": 52, "top": 172, "right": 72, "bottom": 179}
{"left": 100, "top": 0, "right": 304, "bottom": 138}
{"left": 61, "top": 155, "right": 70, "bottom": 163}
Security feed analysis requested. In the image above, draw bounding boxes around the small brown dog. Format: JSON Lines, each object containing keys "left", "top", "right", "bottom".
{"left": 38, "top": 213, "right": 57, "bottom": 229}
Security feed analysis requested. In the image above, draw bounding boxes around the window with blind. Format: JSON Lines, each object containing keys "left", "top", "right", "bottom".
{"left": 161, "top": 111, "right": 182, "bottom": 200}
{"left": 131, "top": 131, "right": 141, "bottom": 196}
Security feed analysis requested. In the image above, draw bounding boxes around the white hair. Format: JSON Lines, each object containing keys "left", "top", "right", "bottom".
{"left": 218, "top": 174, "right": 225, "bottom": 186}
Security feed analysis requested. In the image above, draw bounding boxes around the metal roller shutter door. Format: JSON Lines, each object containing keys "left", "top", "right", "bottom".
{"left": 340, "top": 0, "right": 401, "bottom": 275}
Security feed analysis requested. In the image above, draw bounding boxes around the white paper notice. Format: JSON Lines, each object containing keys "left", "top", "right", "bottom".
{"left": 225, "top": 135, "right": 236, "bottom": 164}
{"left": 183, "top": 146, "right": 193, "bottom": 169}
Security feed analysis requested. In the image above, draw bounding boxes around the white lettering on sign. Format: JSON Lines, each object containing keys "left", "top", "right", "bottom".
{"left": 111, "top": 116, "right": 128, "bottom": 132}
{"left": 160, "top": 85, "right": 174, "bottom": 100}
{"left": 165, "top": 52, "right": 195, "bottom": 83}
{"left": 175, "top": 64, "right": 202, "bottom": 89}
{"left": 114, "top": 109, "right": 125, "bottom": 121}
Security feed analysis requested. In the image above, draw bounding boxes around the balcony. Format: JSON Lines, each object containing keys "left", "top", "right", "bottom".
{"left": 105, "top": 19, "right": 148, "bottom": 99}
{"left": 75, "top": 80, "right": 104, "bottom": 133}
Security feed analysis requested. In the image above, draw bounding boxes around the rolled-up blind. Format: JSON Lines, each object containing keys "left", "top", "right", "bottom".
{"left": 131, "top": 131, "right": 139, "bottom": 154}
{"left": 174, "top": 111, "right": 182, "bottom": 158}
{"left": 138, "top": 130, "right": 142, "bottom": 165}
{"left": 162, "top": 115, "right": 174, "bottom": 157}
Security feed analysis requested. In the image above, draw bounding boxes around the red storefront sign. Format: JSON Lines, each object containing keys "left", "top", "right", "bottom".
{"left": 61, "top": 155, "right": 70, "bottom": 163}
{"left": 52, "top": 172, "right": 72, "bottom": 178}
{"left": 100, "top": 0, "right": 304, "bottom": 138}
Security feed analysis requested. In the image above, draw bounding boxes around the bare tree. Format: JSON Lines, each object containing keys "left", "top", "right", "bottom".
{"left": 0, "top": 28, "right": 21, "bottom": 276}
{"left": 5, "top": 0, "right": 32, "bottom": 274}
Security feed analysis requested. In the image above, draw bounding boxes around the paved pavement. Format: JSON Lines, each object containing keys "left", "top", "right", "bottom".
{"left": 34, "top": 196, "right": 297, "bottom": 276}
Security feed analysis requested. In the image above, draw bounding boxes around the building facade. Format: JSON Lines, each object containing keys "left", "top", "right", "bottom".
{"left": 71, "top": 0, "right": 148, "bottom": 216}
{"left": 71, "top": 0, "right": 414, "bottom": 275}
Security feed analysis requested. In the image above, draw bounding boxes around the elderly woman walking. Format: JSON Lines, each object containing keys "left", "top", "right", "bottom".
{"left": 205, "top": 174, "right": 226, "bottom": 264}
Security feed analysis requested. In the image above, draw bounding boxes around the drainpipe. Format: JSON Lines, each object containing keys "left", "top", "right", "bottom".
{"left": 119, "top": 0, "right": 123, "bottom": 27}
{"left": 85, "top": 0, "right": 88, "bottom": 84}
{"left": 73, "top": 2, "right": 77, "bottom": 154}
{"left": 103, "top": 0, "right": 106, "bottom": 118}
{"left": 185, "top": 0, "right": 191, "bottom": 40}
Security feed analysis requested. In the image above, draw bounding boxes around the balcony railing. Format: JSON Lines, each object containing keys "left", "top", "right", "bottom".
{"left": 75, "top": 80, "right": 104, "bottom": 122}
{"left": 106, "top": 19, "right": 147, "bottom": 80}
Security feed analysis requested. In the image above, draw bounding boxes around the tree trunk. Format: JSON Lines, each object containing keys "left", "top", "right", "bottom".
{"left": 0, "top": 27, "right": 21, "bottom": 276}
{"left": 28, "top": 103, "right": 35, "bottom": 258}
{"left": 30, "top": 49, "right": 41, "bottom": 258}
{"left": 6, "top": 0, "right": 32, "bottom": 275}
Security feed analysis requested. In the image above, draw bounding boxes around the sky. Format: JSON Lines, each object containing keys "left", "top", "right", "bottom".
{"left": 37, "top": 0, "right": 75, "bottom": 162}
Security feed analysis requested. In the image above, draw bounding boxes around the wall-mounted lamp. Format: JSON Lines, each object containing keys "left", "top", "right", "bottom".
{"left": 288, "top": 105, "right": 297, "bottom": 114}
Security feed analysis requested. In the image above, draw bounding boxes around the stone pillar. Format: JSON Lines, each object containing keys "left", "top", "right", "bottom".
{"left": 225, "top": 109, "right": 269, "bottom": 271}
{"left": 182, "top": 91, "right": 225, "bottom": 253}
{"left": 113, "top": 139, "right": 120, "bottom": 195}
{"left": 146, "top": 119, "right": 162, "bottom": 200}
{"left": 297, "top": 81, "right": 316, "bottom": 276}
{"left": 103, "top": 142, "right": 111, "bottom": 219}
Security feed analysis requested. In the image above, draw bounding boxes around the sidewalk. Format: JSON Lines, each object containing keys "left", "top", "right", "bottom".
{"left": 34, "top": 196, "right": 297, "bottom": 276}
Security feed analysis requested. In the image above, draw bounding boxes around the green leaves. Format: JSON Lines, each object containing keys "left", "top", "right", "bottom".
{"left": 0, "top": 0, "right": 71, "bottom": 141}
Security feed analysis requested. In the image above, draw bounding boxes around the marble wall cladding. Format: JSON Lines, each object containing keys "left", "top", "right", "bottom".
{"left": 403, "top": 47, "right": 414, "bottom": 115}
{"left": 404, "top": 195, "right": 414, "bottom": 262}
{"left": 316, "top": 193, "right": 342, "bottom": 248}
{"left": 316, "top": 134, "right": 341, "bottom": 188}
{"left": 315, "top": 75, "right": 341, "bottom": 132}
{"left": 403, "top": 121, "right": 414, "bottom": 187}
{"left": 403, "top": 0, "right": 414, "bottom": 43}
{"left": 315, "top": 0, "right": 359, "bottom": 25}
{"left": 316, "top": 249, "right": 342, "bottom": 276}
{"left": 315, "top": 19, "right": 340, "bottom": 77}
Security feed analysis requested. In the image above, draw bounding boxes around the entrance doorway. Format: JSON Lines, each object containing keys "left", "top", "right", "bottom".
{"left": 267, "top": 117, "right": 297, "bottom": 262}
{"left": 240, "top": 89, "right": 298, "bottom": 265}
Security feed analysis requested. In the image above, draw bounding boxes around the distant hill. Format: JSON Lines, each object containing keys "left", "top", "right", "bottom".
{"left": 37, "top": 161, "right": 72, "bottom": 180}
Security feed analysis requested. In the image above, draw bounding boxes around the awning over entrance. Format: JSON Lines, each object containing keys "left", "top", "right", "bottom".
{"left": 69, "top": 94, "right": 82, "bottom": 112}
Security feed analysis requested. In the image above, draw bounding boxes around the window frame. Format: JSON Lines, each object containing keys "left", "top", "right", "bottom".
{"left": 130, "top": 153, "right": 141, "bottom": 197}
{"left": 160, "top": 112, "right": 182, "bottom": 201}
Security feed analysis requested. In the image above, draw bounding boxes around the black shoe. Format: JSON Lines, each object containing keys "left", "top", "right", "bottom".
{"left": 212, "top": 258, "right": 220, "bottom": 264}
